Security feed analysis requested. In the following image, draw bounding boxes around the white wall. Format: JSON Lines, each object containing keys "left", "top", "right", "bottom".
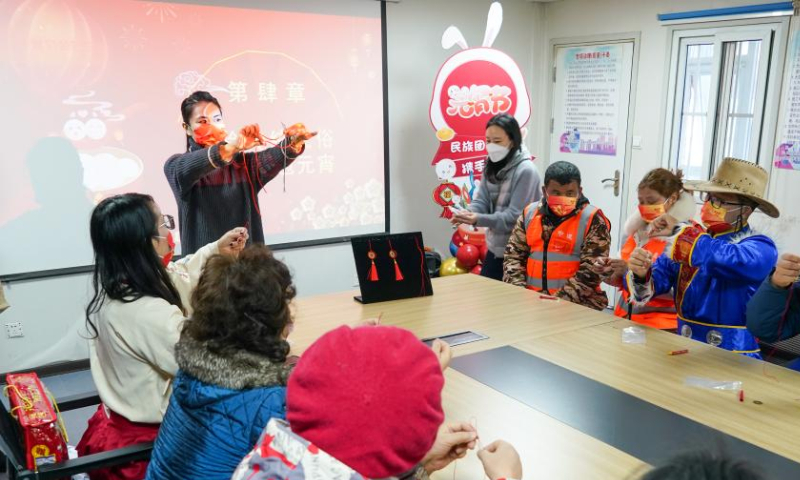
{"left": 386, "top": 0, "right": 545, "bottom": 253}
{"left": 0, "top": 0, "right": 545, "bottom": 373}
{"left": 536, "top": 0, "right": 789, "bottom": 238}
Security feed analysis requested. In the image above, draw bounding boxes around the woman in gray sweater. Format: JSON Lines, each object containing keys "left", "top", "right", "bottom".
{"left": 451, "top": 113, "right": 541, "bottom": 281}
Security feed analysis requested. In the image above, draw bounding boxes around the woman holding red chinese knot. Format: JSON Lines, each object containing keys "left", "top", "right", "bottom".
{"left": 451, "top": 113, "right": 541, "bottom": 281}
{"left": 164, "top": 90, "right": 316, "bottom": 255}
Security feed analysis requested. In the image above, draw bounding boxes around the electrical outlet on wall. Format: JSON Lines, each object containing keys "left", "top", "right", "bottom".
{"left": 5, "top": 322, "right": 23, "bottom": 338}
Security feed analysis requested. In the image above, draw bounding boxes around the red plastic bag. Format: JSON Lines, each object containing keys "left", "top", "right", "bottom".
{"left": 4, "top": 372, "right": 68, "bottom": 471}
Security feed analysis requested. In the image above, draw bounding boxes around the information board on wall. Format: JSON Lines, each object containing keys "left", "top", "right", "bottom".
{"left": 558, "top": 44, "right": 623, "bottom": 157}
{"left": 774, "top": 22, "right": 800, "bottom": 172}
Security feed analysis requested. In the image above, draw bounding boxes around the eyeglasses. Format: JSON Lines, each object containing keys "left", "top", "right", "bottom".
{"left": 159, "top": 214, "right": 175, "bottom": 230}
{"left": 702, "top": 193, "right": 746, "bottom": 209}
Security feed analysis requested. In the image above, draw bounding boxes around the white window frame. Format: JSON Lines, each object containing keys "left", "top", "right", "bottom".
{"left": 661, "top": 18, "right": 789, "bottom": 179}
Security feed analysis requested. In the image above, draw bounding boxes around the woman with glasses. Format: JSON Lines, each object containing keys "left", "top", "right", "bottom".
{"left": 76, "top": 193, "right": 247, "bottom": 480}
{"left": 627, "top": 158, "right": 779, "bottom": 357}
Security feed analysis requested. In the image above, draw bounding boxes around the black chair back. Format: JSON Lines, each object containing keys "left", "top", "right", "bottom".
{"left": 0, "top": 396, "right": 28, "bottom": 475}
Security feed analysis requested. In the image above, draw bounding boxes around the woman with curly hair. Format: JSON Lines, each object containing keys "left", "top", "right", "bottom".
{"left": 593, "top": 168, "right": 695, "bottom": 330}
{"left": 145, "top": 244, "right": 297, "bottom": 480}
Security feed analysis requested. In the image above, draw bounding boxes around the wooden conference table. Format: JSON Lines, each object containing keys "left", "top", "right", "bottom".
{"left": 290, "top": 274, "right": 800, "bottom": 480}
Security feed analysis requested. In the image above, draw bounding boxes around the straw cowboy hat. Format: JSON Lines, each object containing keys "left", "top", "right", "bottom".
{"left": 683, "top": 157, "right": 780, "bottom": 218}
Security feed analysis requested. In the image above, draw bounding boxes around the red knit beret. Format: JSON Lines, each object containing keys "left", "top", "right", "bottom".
{"left": 287, "top": 325, "right": 445, "bottom": 478}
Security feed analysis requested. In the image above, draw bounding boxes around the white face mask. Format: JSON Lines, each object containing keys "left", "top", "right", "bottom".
{"left": 486, "top": 143, "right": 510, "bottom": 163}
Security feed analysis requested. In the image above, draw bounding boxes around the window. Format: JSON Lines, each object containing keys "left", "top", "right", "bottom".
{"left": 663, "top": 21, "right": 787, "bottom": 180}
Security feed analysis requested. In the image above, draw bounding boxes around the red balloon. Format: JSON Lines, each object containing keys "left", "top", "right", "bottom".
{"left": 470, "top": 264, "right": 482, "bottom": 275}
{"left": 456, "top": 244, "right": 480, "bottom": 268}
{"left": 479, "top": 245, "right": 489, "bottom": 262}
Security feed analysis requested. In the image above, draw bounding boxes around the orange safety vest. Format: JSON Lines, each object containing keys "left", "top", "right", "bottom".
{"left": 614, "top": 235, "right": 678, "bottom": 330}
{"left": 523, "top": 202, "right": 605, "bottom": 293}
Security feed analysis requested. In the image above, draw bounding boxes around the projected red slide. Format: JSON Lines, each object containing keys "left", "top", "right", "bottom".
{"left": 0, "top": 0, "right": 384, "bottom": 274}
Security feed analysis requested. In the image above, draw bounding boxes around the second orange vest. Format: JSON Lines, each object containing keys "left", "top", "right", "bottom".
{"left": 614, "top": 234, "right": 678, "bottom": 329}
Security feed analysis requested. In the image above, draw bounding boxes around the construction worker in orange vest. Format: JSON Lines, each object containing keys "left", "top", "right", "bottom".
{"left": 503, "top": 161, "right": 611, "bottom": 311}
{"left": 593, "top": 168, "right": 696, "bottom": 330}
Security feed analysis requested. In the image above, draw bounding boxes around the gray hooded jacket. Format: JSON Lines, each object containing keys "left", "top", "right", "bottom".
{"left": 470, "top": 146, "right": 542, "bottom": 256}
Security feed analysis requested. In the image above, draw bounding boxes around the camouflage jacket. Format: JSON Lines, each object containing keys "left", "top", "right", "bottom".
{"left": 503, "top": 200, "right": 611, "bottom": 311}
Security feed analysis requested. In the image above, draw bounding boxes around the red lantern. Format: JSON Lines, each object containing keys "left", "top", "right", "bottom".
{"left": 456, "top": 244, "right": 480, "bottom": 269}
{"left": 470, "top": 264, "right": 482, "bottom": 275}
{"left": 6, "top": 0, "right": 109, "bottom": 95}
{"left": 432, "top": 181, "right": 461, "bottom": 219}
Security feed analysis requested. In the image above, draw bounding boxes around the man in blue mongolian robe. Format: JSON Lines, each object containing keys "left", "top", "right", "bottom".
{"left": 626, "top": 158, "right": 780, "bottom": 357}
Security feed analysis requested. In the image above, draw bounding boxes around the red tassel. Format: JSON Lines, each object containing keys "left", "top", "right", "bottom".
{"left": 368, "top": 261, "right": 379, "bottom": 281}
{"left": 441, "top": 207, "right": 453, "bottom": 219}
{"left": 367, "top": 243, "right": 379, "bottom": 281}
{"left": 394, "top": 260, "right": 404, "bottom": 281}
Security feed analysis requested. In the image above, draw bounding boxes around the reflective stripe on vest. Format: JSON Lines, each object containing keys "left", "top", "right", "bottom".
{"left": 615, "top": 234, "right": 677, "bottom": 328}
{"left": 615, "top": 291, "right": 676, "bottom": 315}
{"left": 524, "top": 204, "right": 599, "bottom": 292}
{"left": 527, "top": 276, "right": 568, "bottom": 290}
{"left": 522, "top": 202, "right": 539, "bottom": 230}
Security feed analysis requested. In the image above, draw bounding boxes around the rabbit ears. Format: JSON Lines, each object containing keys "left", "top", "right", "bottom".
{"left": 441, "top": 1, "right": 503, "bottom": 50}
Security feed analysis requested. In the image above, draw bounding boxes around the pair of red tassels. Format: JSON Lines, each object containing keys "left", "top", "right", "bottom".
{"left": 367, "top": 240, "right": 404, "bottom": 282}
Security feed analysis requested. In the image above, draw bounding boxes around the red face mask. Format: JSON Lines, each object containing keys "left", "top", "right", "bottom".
{"left": 161, "top": 231, "right": 176, "bottom": 267}
{"left": 638, "top": 203, "right": 666, "bottom": 223}
{"left": 548, "top": 195, "right": 578, "bottom": 217}
{"left": 700, "top": 201, "right": 741, "bottom": 234}
{"left": 192, "top": 123, "right": 228, "bottom": 147}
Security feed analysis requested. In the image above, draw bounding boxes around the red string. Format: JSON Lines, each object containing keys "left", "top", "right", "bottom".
{"left": 253, "top": 136, "right": 298, "bottom": 193}
{"left": 415, "top": 236, "right": 427, "bottom": 296}
{"left": 775, "top": 284, "right": 795, "bottom": 341}
{"left": 237, "top": 132, "right": 299, "bottom": 216}
{"left": 253, "top": 150, "right": 266, "bottom": 193}
{"left": 258, "top": 132, "right": 298, "bottom": 151}
{"left": 241, "top": 151, "right": 261, "bottom": 216}
{"left": 761, "top": 284, "right": 795, "bottom": 381}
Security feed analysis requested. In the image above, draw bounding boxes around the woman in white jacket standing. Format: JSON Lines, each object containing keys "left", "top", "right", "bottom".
{"left": 76, "top": 193, "right": 246, "bottom": 480}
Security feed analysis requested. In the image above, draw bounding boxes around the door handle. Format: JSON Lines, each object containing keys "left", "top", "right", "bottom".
{"left": 601, "top": 170, "right": 620, "bottom": 197}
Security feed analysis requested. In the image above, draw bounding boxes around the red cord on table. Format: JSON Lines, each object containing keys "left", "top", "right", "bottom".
{"left": 539, "top": 294, "right": 558, "bottom": 301}
{"left": 739, "top": 390, "right": 745, "bottom": 402}
{"left": 668, "top": 349, "right": 689, "bottom": 356}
